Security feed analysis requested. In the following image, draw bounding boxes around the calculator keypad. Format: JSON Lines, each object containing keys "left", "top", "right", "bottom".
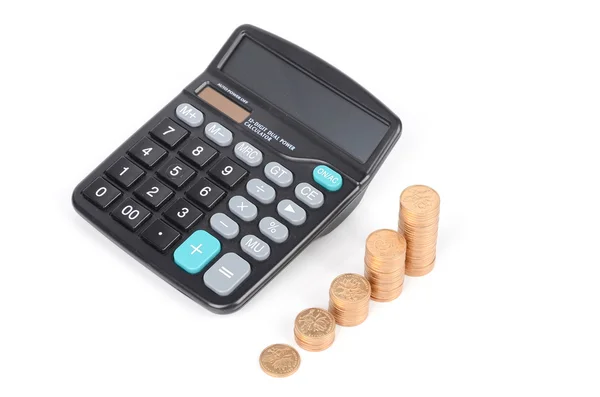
{"left": 111, "top": 198, "right": 151, "bottom": 231}
{"left": 83, "top": 177, "right": 122, "bottom": 209}
{"left": 186, "top": 178, "right": 226, "bottom": 210}
{"left": 208, "top": 157, "right": 248, "bottom": 188}
{"left": 128, "top": 138, "right": 167, "bottom": 169}
{"left": 179, "top": 138, "right": 218, "bottom": 169}
{"left": 134, "top": 178, "right": 174, "bottom": 209}
{"left": 106, "top": 157, "right": 145, "bottom": 188}
{"left": 150, "top": 118, "right": 189, "bottom": 148}
{"left": 157, "top": 159, "right": 196, "bottom": 188}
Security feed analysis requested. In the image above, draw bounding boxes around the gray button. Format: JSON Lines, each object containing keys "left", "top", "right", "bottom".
{"left": 277, "top": 199, "right": 307, "bottom": 226}
{"left": 210, "top": 213, "right": 239, "bottom": 240}
{"left": 228, "top": 195, "right": 258, "bottom": 222}
{"left": 264, "top": 162, "right": 293, "bottom": 187}
{"left": 176, "top": 103, "right": 204, "bottom": 127}
{"left": 205, "top": 122, "right": 233, "bottom": 147}
{"left": 234, "top": 141, "right": 263, "bottom": 167}
{"left": 246, "top": 178, "right": 276, "bottom": 204}
{"left": 240, "top": 235, "right": 271, "bottom": 261}
{"left": 203, "top": 253, "right": 251, "bottom": 296}
{"left": 259, "top": 217, "right": 289, "bottom": 243}
{"left": 294, "top": 182, "right": 325, "bottom": 209}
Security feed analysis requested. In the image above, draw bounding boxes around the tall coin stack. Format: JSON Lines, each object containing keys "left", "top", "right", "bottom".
{"left": 399, "top": 185, "right": 440, "bottom": 277}
{"left": 294, "top": 308, "right": 336, "bottom": 352}
{"left": 328, "top": 273, "right": 371, "bottom": 326}
{"left": 364, "top": 229, "right": 406, "bottom": 302}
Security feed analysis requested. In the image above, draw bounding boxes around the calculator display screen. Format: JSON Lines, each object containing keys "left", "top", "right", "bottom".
{"left": 222, "top": 38, "right": 389, "bottom": 163}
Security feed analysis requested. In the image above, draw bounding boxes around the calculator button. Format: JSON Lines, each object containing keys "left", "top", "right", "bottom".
{"left": 228, "top": 195, "right": 258, "bottom": 222}
{"left": 277, "top": 199, "right": 306, "bottom": 226}
{"left": 234, "top": 141, "right": 263, "bottom": 167}
{"left": 157, "top": 159, "right": 196, "bottom": 189}
{"left": 203, "top": 253, "right": 251, "bottom": 296}
{"left": 163, "top": 198, "right": 203, "bottom": 231}
{"left": 134, "top": 178, "right": 174, "bottom": 209}
{"left": 210, "top": 213, "right": 239, "bottom": 240}
{"left": 179, "top": 138, "right": 218, "bottom": 169}
{"left": 240, "top": 235, "right": 270, "bottom": 262}
{"left": 294, "top": 182, "right": 325, "bottom": 209}
{"left": 246, "top": 178, "right": 276, "bottom": 204}
{"left": 82, "top": 177, "right": 122, "bottom": 209}
{"left": 150, "top": 118, "right": 189, "bottom": 148}
{"left": 208, "top": 157, "right": 248, "bottom": 188}
{"left": 176, "top": 103, "right": 204, "bottom": 128}
{"left": 105, "top": 157, "right": 145, "bottom": 188}
{"left": 141, "top": 220, "right": 181, "bottom": 252}
{"left": 204, "top": 122, "right": 233, "bottom": 147}
{"left": 128, "top": 138, "right": 167, "bottom": 169}
{"left": 259, "top": 217, "right": 289, "bottom": 243}
{"left": 186, "top": 178, "right": 226, "bottom": 210}
{"left": 264, "top": 162, "right": 293, "bottom": 187}
{"left": 174, "top": 230, "right": 221, "bottom": 274}
{"left": 111, "top": 198, "right": 151, "bottom": 231}
{"left": 313, "top": 165, "right": 343, "bottom": 192}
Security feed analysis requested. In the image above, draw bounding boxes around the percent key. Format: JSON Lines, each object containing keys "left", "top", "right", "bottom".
{"left": 259, "top": 217, "right": 289, "bottom": 243}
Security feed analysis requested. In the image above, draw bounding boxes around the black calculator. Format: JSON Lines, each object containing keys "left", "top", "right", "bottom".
{"left": 73, "top": 25, "right": 402, "bottom": 313}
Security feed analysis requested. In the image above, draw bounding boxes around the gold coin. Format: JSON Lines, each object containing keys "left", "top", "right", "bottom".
{"left": 400, "top": 185, "right": 440, "bottom": 215}
{"left": 365, "top": 229, "right": 406, "bottom": 260}
{"left": 330, "top": 273, "right": 371, "bottom": 304}
{"left": 295, "top": 308, "right": 335, "bottom": 338}
{"left": 259, "top": 344, "right": 301, "bottom": 378}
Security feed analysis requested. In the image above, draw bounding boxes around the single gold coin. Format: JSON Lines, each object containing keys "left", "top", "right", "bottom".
{"left": 330, "top": 273, "right": 371, "bottom": 304}
{"left": 259, "top": 344, "right": 301, "bottom": 378}
{"left": 400, "top": 185, "right": 440, "bottom": 215}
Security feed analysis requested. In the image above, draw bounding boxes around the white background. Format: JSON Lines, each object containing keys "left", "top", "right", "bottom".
{"left": 1, "top": 1, "right": 599, "bottom": 396}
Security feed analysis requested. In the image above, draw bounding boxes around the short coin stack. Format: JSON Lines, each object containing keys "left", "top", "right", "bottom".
{"left": 364, "top": 229, "right": 406, "bottom": 302}
{"left": 294, "top": 308, "right": 336, "bottom": 351}
{"left": 399, "top": 185, "right": 440, "bottom": 277}
{"left": 328, "top": 273, "right": 371, "bottom": 326}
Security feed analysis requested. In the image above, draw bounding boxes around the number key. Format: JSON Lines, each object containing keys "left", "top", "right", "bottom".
{"left": 128, "top": 138, "right": 167, "bottom": 169}
{"left": 186, "top": 177, "right": 225, "bottom": 210}
{"left": 134, "top": 178, "right": 174, "bottom": 209}
{"left": 150, "top": 118, "right": 189, "bottom": 148}
{"left": 163, "top": 198, "right": 204, "bottom": 230}
{"left": 208, "top": 157, "right": 248, "bottom": 189}
{"left": 111, "top": 198, "right": 151, "bottom": 231}
{"left": 82, "top": 177, "right": 121, "bottom": 209}
{"left": 157, "top": 159, "right": 196, "bottom": 189}
{"left": 105, "top": 157, "right": 145, "bottom": 188}
{"left": 179, "top": 138, "right": 218, "bottom": 169}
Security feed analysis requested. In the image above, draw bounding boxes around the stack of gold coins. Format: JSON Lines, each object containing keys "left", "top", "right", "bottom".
{"left": 328, "top": 273, "right": 371, "bottom": 326}
{"left": 364, "top": 229, "right": 406, "bottom": 302}
{"left": 294, "top": 308, "right": 336, "bottom": 351}
{"left": 399, "top": 185, "right": 440, "bottom": 276}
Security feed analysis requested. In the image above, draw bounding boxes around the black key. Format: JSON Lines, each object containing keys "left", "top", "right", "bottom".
{"left": 111, "top": 198, "right": 151, "bottom": 231}
{"left": 141, "top": 220, "right": 181, "bottom": 252}
{"left": 179, "top": 138, "right": 218, "bottom": 169}
{"left": 163, "top": 198, "right": 204, "bottom": 231}
{"left": 150, "top": 118, "right": 189, "bottom": 148}
{"left": 128, "top": 137, "right": 167, "bottom": 169}
{"left": 134, "top": 178, "right": 174, "bottom": 209}
{"left": 186, "top": 177, "right": 226, "bottom": 210}
{"left": 157, "top": 158, "right": 196, "bottom": 189}
{"left": 82, "top": 177, "right": 122, "bottom": 209}
{"left": 208, "top": 157, "right": 248, "bottom": 188}
{"left": 105, "top": 157, "right": 145, "bottom": 188}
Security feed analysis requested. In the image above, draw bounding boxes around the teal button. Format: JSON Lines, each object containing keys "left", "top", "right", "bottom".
{"left": 313, "top": 165, "right": 343, "bottom": 192}
{"left": 174, "top": 230, "right": 221, "bottom": 274}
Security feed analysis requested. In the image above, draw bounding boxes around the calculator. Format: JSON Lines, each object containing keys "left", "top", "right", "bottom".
{"left": 72, "top": 25, "right": 402, "bottom": 313}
